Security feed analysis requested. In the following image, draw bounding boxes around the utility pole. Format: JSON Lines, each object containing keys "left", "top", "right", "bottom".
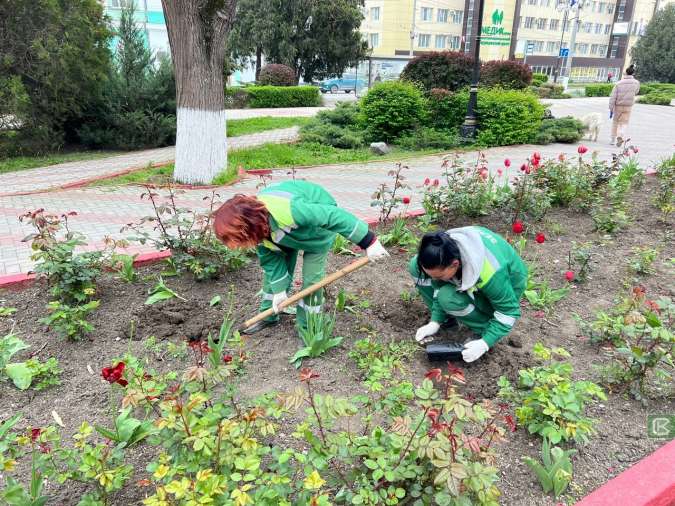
{"left": 553, "top": 7, "right": 569, "bottom": 83}
{"left": 562, "top": 0, "right": 581, "bottom": 89}
{"left": 410, "top": 0, "right": 418, "bottom": 57}
{"left": 460, "top": 0, "right": 486, "bottom": 140}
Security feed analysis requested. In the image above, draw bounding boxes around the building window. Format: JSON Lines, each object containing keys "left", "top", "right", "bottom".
{"left": 617, "top": 0, "right": 626, "bottom": 20}
{"left": 370, "top": 6, "right": 380, "bottom": 21}
{"left": 583, "top": 22, "right": 593, "bottom": 33}
{"left": 418, "top": 33, "right": 431, "bottom": 47}
{"left": 607, "top": 3, "right": 614, "bottom": 14}
{"left": 451, "top": 10, "right": 463, "bottom": 23}
{"left": 605, "top": 24, "right": 612, "bottom": 34}
{"left": 595, "top": 23, "right": 603, "bottom": 34}
{"left": 609, "top": 37, "right": 619, "bottom": 57}
{"left": 449, "top": 35, "right": 461, "bottom": 49}
{"left": 537, "top": 18, "right": 547, "bottom": 29}
{"left": 546, "top": 41, "right": 556, "bottom": 52}
{"left": 534, "top": 40, "right": 545, "bottom": 52}
{"left": 369, "top": 33, "right": 379, "bottom": 47}
{"left": 576, "top": 43, "right": 589, "bottom": 54}
{"left": 591, "top": 43, "right": 599, "bottom": 54}
{"left": 437, "top": 8, "right": 449, "bottom": 22}
{"left": 421, "top": 7, "right": 433, "bottom": 21}
{"left": 598, "top": 2, "right": 605, "bottom": 12}
{"left": 524, "top": 16, "right": 535, "bottom": 28}
{"left": 549, "top": 19, "right": 559, "bottom": 30}
{"left": 598, "top": 44, "right": 607, "bottom": 56}
{"left": 435, "top": 35, "right": 447, "bottom": 48}
{"left": 591, "top": 1, "right": 597, "bottom": 12}
{"left": 528, "top": 0, "right": 537, "bottom": 5}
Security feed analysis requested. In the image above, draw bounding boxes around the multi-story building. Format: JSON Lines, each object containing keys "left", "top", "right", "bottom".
{"left": 100, "top": 0, "right": 171, "bottom": 58}
{"left": 361, "top": 0, "right": 670, "bottom": 83}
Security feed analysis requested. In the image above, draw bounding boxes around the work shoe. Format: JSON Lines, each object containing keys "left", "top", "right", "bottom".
{"left": 241, "top": 319, "right": 279, "bottom": 335}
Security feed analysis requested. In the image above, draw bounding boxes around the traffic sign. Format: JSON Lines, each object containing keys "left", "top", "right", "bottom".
{"left": 559, "top": 48, "right": 569, "bottom": 57}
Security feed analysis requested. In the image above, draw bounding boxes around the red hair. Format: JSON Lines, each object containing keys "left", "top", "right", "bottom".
{"left": 213, "top": 195, "right": 270, "bottom": 248}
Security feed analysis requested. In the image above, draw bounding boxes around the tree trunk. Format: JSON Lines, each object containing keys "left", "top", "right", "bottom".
{"left": 255, "top": 45, "right": 262, "bottom": 80}
{"left": 161, "top": 0, "right": 236, "bottom": 185}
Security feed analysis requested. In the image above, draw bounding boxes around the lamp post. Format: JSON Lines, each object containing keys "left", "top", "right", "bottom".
{"left": 460, "top": 0, "right": 486, "bottom": 140}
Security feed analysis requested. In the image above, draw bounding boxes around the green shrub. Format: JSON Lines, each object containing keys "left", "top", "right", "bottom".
{"left": 396, "top": 127, "right": 459, "bottom": 150}
{"left": 359, "top": 81, "right": 428, "bottom": 142}
{"left": 638, "top": 92, "right": 672, "bottom": 105}
{"left": 532, "top": 73, "right": 548, "bottom": 86}
{"left": 313, "top": 101, "right": 360, "bottom": 126}
{"left": 531, "top": 83, "right": 570, "bottom": 99}
{"left": 400, "top": 51, "right": 473, "bottom": 92}
{"left": 585, "top": 83, "right": 613, "bottom": 97}
{"left": 638, "top": 83, "right": 656, "bottom": 95}
{"left": 534, "top": 117, "right": 585, "bottom": 144}
{"left": 245, "top": 85, "right": 321, "bottom": 108}
{"left": 225, "top": 86, "right": 250, "bottom": 108}
{"left": 78, "top": 110, "right": 176, "bottom": 150}
{"left": 300, "top": 122, "right": 364, "bottom": 148}
{"left": 257, "top": 64, "right": 296, "bottom": 86}
{"left": 480, "top": 60, "right": 532, "bottom": 89}
{"left": 444, "top": 89, "right": 544, "bottom": 146}
{"left": 646, "top": 83, "right": 675, "bottom": 95}
{"left": 428, "top": 88, "right": 461, "bottom": 130}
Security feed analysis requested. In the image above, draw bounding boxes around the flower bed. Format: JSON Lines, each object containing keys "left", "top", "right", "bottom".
{"left": 0, "top": 151, "right": 673, "bottom": 505}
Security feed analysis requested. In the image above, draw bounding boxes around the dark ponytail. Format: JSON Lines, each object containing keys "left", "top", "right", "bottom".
{"left": 417, "top": 231, "right": 461, "bottom": 276}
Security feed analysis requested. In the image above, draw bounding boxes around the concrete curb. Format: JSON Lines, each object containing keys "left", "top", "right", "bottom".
{"left": 575, "top": 439, "right": 675, "bottom": 506}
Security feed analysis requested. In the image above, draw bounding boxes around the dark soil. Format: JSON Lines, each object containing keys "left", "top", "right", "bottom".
{"left": 0, "top": 178, "right": 673, "bottom": 505}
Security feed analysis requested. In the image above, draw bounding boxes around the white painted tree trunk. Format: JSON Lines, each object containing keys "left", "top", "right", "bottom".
{"left": 174, "top": 107, "right": 228, "bottom": 185}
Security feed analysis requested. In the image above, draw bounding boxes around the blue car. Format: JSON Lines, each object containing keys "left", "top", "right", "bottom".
{"left": 320, "top": 76, "right": 366, "bottom": 94}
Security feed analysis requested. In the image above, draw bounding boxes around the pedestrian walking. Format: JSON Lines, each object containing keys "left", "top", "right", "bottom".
{"left": 609, "top": 65, "right": 640, "bottom": 146}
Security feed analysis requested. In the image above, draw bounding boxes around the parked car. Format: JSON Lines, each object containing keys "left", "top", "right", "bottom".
{"left": 320, "top": 76, "right": 366, "bottom": 94}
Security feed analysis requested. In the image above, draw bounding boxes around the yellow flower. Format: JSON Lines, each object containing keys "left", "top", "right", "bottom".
{"left": 84, "top": 287, "right": 95, "bottom": 295}
{"left": 196, "top": 468, "right": 213, "bottom": 482}
{"left": 3, "top": 459, "right": 16, "bottom": 472}
{"left": 153, "top": 464, "right": 170, "bottom": 480}
{"left": 304, "top": 470, "right": 326, "bottom": 491}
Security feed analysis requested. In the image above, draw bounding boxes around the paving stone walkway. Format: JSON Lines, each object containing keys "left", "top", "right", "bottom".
{"left": 1, "top": 97, "right": 673, "bottom": 276}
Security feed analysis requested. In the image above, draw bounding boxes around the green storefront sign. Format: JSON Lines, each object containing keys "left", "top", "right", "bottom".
{"left": 481, "top": 9, "right": 511, "bottom": 47}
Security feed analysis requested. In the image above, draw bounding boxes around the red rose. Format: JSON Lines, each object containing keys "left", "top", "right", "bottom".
{"left": 520, "top": 163, "right": 528, "bottom": 172}
{"left": 223, "top": 354, "right": 233, "bottom": 363}
{"left": 402, "top": 196, "right": 411, "bottom": 204}
{"left": 424, "top": 177, "right": 431, "bottom": 185}
{"left": 30, "top": 428, "right": 42, "bottom": 442}
{"left": 432, "top": 179, "right": 439, "bottom": 186}
{"left": 535, "top": 233, "right": 545, "bottom": 244}
{"left": 497, "top": 168, "right": 503, "bottom": 176}
{"left": 577, "top": 145, "right": 588, "bottom": 155}
{"left": 101, "top": 362, "right": 127, "bottom": 386}
{"left": 512, "top": 221, "right": 524, "bottom": 234}
{"left": 525, "top": 167, "right": 531, "bottom": 175}
{"left": 504, "top": 158, "right": 511, "bottom": 167}
{"left": 632, "top": 146, "right": 639, "bottom": 153}
{"left": 564, "top": 271, "right": 575, "bottom": 282}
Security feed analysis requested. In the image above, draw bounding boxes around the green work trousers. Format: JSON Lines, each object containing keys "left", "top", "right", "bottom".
{"left": 408, "top": 256, "right": 525, "bottom": 337}
{"left": 260, "top": 249, "right": 329, "bottom": 330}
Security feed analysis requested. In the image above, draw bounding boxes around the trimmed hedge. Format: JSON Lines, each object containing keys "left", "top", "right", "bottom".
{"left": 300, "top": 102, "right": 364, "bottom": 148}
{"left": 400, "top": 51, "right": 473, "bottom": 92}
{"left": 639, "top": 82, "right": 675, "bottom": 96}
{"left": 480, "top": 60, "right": 532, "bottom": 89}
{"left": 442, "top": 89, "right": 545, "bottom": 146}
{"left": 245, "top": 86, "right": 321, "bottom": 108}
{"left": 637, "top": 92, "right": 673, "bottom": 105}
{"left": 359, "top": 81, "right": 427, "bottom": 142}
{"left": 428, "top": 88, "right": 457, "bottom": 130}
{"left": 585, "top": 83, "right": 613, "bottom": 96}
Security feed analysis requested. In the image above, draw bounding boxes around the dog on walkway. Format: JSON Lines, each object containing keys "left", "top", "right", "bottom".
{"left": 580, "top": 112, "right": 603, "bottom": 142}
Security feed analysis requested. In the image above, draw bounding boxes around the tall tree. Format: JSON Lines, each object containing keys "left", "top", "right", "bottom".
{"left": 631, "top": 4, "right": 675, "bottom": 83}
{"left": 228, "top": 0, "right": 276, "bottom": 80}
{"left": 161, "top": 0, "right": 237, "bottom": 184}
{"left": 228, "top": 0, "right": 368, "bottom": 84}
{"left": 0, "top": 0, "right": 111, "bottom": 153}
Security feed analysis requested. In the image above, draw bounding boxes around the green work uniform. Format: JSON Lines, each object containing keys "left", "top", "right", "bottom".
{"left": 408, "top": 226, "right": 527, "bottom": 347}
{"left": 256, "top": 181, "right": 374, "bottom": 330}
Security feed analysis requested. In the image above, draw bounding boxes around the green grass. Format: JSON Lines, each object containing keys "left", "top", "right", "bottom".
{"left": 0, "top": 117, "right": 309, "bottom": 175}
{"left": 0, "top": 150, "right": 118, "bottom": 175}
{"left": 226, "top": 116, "right": 311, "bottom": 137}
{"left": 91, "top": 141, "right": 440, "bottom": 187}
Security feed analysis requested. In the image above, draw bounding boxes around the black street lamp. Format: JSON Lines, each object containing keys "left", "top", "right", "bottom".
{"left": 460, "top": 0, "right": 487, "bottom": 140}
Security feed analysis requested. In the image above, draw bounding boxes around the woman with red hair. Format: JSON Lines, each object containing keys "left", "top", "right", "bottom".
{"left": 213, "top": 180, "right": 389, "bottom": 334}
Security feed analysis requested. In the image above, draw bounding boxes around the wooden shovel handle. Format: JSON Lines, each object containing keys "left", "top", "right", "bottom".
{"left": 241, "top": 255, "right": 370, "bottom": 330}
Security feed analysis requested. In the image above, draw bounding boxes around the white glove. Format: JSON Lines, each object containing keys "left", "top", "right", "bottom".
{"left": 462, "top": 339, "right": 489, "bottom": 363}
{"left": 272, "top": 291, "right": 288, "bottom": 314}
{"left": 366, "top": 239, "right": 389, "bottom": 263}
{"left": 415, "top": 321, "right": 441, "bottom": 344}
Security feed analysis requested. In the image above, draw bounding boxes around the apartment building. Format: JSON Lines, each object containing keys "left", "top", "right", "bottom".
{"left": 362, "top": 0, "right": 669, "bottom": 82}
{"left": 100, "top": 0, "right": 171, "bottom": 57}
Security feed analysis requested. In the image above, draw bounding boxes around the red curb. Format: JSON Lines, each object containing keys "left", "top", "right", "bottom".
{"left": 132, "top": 250, "right": 172, "bottom": 266}
{"left": 575, "top": 439, "right": 675, "bottom": 506}
{"left": 0, "top": 273, "right": 36, "bottom": 290}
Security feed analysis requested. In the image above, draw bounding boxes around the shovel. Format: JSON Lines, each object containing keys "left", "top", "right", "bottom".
{"left": 240, "top": 256, "right": 370, "bottom": 332}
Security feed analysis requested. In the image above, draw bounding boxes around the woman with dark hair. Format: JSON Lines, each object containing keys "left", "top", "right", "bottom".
{"left": 213, "top": 181, "right": 389, "bottom": 335}
{"left": 409, "top": 227, "right": 527, "bottom": 362}
{"left": 609, "top": 64, "right": 640, "bottom": 146}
